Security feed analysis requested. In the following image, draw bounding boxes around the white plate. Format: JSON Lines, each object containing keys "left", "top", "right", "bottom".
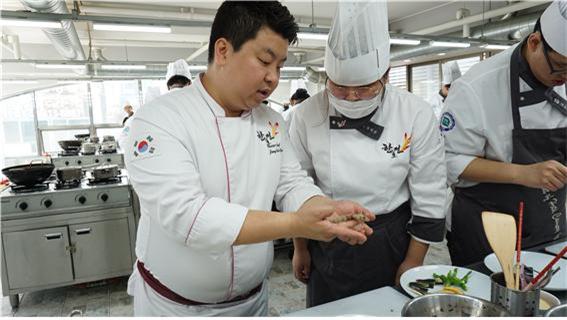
{"left": 545, "top": 241, "right": 567, "bottom": 259}
{"left": 400, "top": 265, "right": 491, "bottom": 300}
{"left": 484, "top": 251, "right": 567, "bottom": 291}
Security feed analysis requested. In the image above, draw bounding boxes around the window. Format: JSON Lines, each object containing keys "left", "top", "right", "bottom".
{"left": 411, "top": 63, "right": 440, "bottom": 101}
{"left": 141, "top": 79, "right": 167, "bottom": 104}
{"left": 91, "top": 80, "right": 141, "bottom": 125}
{"left": 35, "top": 84, "right": 90, "bottom": 127}
{"left": 388, "top": 66, "right": 407, "bottom": 90}
{"left": 42, "top": 129, "right": 90, "bottom": 154}
{"left": 0, "top": 94, "right": 38, "bottom": 158}
{"left": 455, "top": 56, "right": 481, "bottom": 75}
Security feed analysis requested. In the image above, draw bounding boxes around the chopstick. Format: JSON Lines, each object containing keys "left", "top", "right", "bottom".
{"left": 523, "top": 246, "right": 567, "bottom": 292}
{"left": 515, "top": 201, "right": 524, "bottom": 290}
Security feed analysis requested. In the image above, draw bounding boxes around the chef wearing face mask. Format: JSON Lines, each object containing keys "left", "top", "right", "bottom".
{"left": 428, "top": 61, "right": 462, "bottom": 119}
{"left": 289, "top": 0, "right": 447, "bottom": 307}
{"left": 443, "top": 0, "right": 567, "bottom": 266}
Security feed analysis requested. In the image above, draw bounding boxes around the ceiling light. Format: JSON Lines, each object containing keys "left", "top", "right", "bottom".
{"left": 390, "top": 38, "right": 421, "bottom": 46}
{"left": 0, "top": 19, "right": 61, "bottom": 29}
{"left": 36, "top": 64, "right": 85, "bottom": 70}
{"left": 404, "top": 59, "right": 412, "bottom": 63}
{"left": 282, "top": 67, "right": 306, "bottom": 72}
{"left": 437, "top": 52, "right": 447, "bottom": 56}
{"left": 101, "top": 64, "right": 147, "bottom": 70}
{"left": 93, "top": 23, "right": 171, "bottom": 33}
{"left": 2, "top": 80, "right": 38, "bottom": 84}
{"left": 297, "top": 32, "right": 328, "bottom": 41}
{"left": 188, "top": 65, "right": 207, "bottom": 71}
{"left": 482, "top": 44, "right": 511, "bottom": 50}
{"left": 430, "top": 41, "right": 471, "bottom": 48}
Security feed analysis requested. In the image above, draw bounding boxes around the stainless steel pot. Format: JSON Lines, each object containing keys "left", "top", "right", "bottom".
{"left": 402, "top": 293, "right": 511, "bottom": 317}
{"left": 56, "top": 166, "right": 82, "bottom": 182}
{"left": 100, "top": 141, "right": 117, "bottom": 153}
{"left": 92, "top": 164, "right": 120, "bottom": 180}
{"left": 81, "top": 142, "right": 97, "bottom": 155}
{"left": 545, "top": 304, "right": 567, "bottom": 317}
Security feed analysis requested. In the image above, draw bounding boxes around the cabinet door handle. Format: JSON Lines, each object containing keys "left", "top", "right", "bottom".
{"left": 44, "top": 233, "right": 62, "bottom": 240}
{"left": 75, "top": 228, "right": 91, "bottom": 235}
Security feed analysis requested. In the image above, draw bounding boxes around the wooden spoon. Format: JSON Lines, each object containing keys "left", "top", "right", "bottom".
{"left": 482, "top": 211, "right": 517, "bottom": 289}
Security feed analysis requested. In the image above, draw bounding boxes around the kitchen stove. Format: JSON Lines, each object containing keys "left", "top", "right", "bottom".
{"left": 51, "top": 152, "right": 124, "bottom": 169}
{"left": 1, "top": 174, "right": 138, "bottom": 309}
{"left": 57, "top": 150, "right": 80, "bottom": 157}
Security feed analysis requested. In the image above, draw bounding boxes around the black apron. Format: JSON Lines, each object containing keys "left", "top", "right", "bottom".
{"left": 306, "top": 202, "right": 411, "bottom": 307}
{"left": 447, "top": 44, "right": 567, "bottom": 266}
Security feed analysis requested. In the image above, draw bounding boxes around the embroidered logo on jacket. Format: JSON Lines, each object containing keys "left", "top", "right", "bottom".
{"left": 382, "top": 133, "right": 411, "bottom": 158}
{"left": 133, "top": 135, "right": 155, "bottom": 157}
{"left": 256, "top": 121, "right": 283, "bottom": 155}
{"left": 440, "top": 112, "right": 456, "bottom": 132}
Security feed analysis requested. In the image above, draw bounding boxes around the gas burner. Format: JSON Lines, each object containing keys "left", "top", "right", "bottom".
{"left": 80, "top": 151, "right": 96, "bottom": 156}
{"left": 58, "top": 150, "right": 80, "bottom": 157}
{"left": 55, "top": 179, "right": 81, "bottom": 190}
{"left": 87, "top": 177, "right": 122, "bottom": 186}
{"left": 10, "top": 183, "right": 49, "bottom": 194}
{"left": 100, "top": 149, "right": 117, "bottom": 154}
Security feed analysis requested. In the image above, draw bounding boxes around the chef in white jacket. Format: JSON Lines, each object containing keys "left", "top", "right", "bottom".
{"left": 124, "top": 2, "right": 374, "bottom": 316}
{"left": 442, "top": 0, "right": 567, "bottom": 266}
{"left": 289, "top": 1, "right": 447, "bottom": 307}
{"left": 118, "top": 59, "right": 193, "bottom": 150}
{"left": 427, "top": 61, "right": 462, "bottom": 119}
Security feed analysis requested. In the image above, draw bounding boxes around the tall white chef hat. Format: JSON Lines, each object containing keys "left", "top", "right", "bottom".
{"left": 540, "top": 0, "right": 567, "bottom": 56}
{"left": 166, "top": 59, "right": 192, "bottom": 83}
{"left": 442, "top": 61, "right": 462, "bottom": 85}
{"left": 324, "top": 0, "right": 390, "bottom": 86}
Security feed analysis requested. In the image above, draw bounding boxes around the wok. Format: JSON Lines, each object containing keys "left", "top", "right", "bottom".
{"left": 2, "top": 162, "right": 55, "bottom": 186}
{"left": 58, "top": 140, "right": 82, "bottom": 151}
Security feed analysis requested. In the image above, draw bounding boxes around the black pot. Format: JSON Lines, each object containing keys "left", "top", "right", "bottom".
{"left": 58, "top": 140, "right": 82, "bottom": 151}
{"left": 92, "top": 164, "right": 120, "bottom": 180}
{"left": 56, "top": 166, "right": 82, "bottom": 182}
{"left": 2, "top": 163, "right": 55, "bottom": 186}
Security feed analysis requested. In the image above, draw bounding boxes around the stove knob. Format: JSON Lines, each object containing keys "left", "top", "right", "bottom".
{"left": 77, "top": 195, "right": 87, "bottom": 205}
{"left": 106, "top": 158, "right": 112, "bottom": 163}
{"left": 77, "top": 160, "right": 82, "bottom": 165}
{"left": 95, "top": 159, "right": 100, "bottom": 163}
{"left": 65, "top": 161, "right": 69, "bottom": 166}
{"left": 18, "top": 202, "right": 28, "bottom": 211}
{"left": 43, "top": 199, "right": 53, "bottom": 208}
{"left": 100, "top": 193, "right": 109, "bottom": 202}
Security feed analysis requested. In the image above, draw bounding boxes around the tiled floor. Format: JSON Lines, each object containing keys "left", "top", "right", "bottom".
{"left": 1, "top": 241, "right": 451, "bottom": 317}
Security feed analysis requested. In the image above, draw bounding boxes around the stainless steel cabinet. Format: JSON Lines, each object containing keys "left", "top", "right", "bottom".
{"left": 70, "top": 219, "right": 132, "bottom": 279}
{"left": 2, "top": 226, "right": 74, "bottom": 289}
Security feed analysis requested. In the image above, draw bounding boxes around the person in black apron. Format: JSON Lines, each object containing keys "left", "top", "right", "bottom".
{"left": 446, "top": 14, "right": 567, "bottom": 266}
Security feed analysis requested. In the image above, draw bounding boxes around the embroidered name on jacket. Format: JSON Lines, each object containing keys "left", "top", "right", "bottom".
{"left": 256, "top": 121, "right": 283, "bottom": 155}
{"left": 382, "top": 133, "right": 411, "bottom": 158}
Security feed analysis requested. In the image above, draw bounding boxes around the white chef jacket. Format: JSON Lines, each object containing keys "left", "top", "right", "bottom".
{"left": 442, "top": 44, "right": 567, "bottom": 187}
{"left": 427, "top": 92, "right": 445, "bottom": 120}
{"left": 124, "top": 75, "right": 322, "bottom": 312}
{"left": 289, "top": 85, "right": 447, "bottom": 243}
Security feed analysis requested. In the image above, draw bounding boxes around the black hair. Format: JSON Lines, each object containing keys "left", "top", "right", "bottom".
{"left": 291, "top": 88, "right": 310, "bottom": 102}
{"left": 167, "top": 75, "right": 191, "bottom": 89}
{"left": 207, "top": 1, "right": 298, "bottom": 63}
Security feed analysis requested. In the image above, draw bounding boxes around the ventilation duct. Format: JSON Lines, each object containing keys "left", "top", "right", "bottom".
{"left": 19, "top": 0, "right": 86, "bottom": 60}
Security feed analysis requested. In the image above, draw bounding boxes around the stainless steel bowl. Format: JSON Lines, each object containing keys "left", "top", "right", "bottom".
{"left": 402, "top": 293, "right": 511, "bottom": 317}
{"left": 545, "top": 304, "right": 567, "bottom": 317}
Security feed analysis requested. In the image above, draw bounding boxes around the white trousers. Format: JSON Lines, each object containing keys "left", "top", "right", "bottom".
{"left": 127, "top": 267, "right": 269, "bottom": 316}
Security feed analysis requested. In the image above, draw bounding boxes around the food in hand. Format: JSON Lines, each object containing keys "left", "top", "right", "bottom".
{"left": 326, "top": 212, "right": 370, "bottom": 223}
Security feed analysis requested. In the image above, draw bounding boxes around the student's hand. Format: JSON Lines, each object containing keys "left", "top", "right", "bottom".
{"left": 292, "top": 247, "right": 311, "bottom": 284}
{"left": 517, "top": 160, "right": 567, "bottom": 191}
{"left": 294, "top": 197, "right": 375, "bottom": 245}
{"left": 395, "top": 258, "right": 422, "bottom": 286}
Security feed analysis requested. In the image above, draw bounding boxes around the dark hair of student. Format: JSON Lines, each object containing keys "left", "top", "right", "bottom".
{"left": 291, "top": 88, "right": 310, "bottom": 102}
{"left": 207, "top": 1, "right": 299, "bottom": 63}
{"left": 167, "top": 75, "right": 191, "bottom": 90}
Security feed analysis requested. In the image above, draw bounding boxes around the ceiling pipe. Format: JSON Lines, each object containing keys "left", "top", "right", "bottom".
{"left": 19, "top": 0, "right": 86, "bottom": 60}
{"left": 456, "top": 8, "right": 471, "bottom": 38}
{"left": 391, "top": 12, "right": 539, "bottom": 61}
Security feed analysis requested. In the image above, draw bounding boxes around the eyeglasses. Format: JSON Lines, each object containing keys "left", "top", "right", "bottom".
{"left": 542, "top": 37, "right": 567, "bottom": 76}
{"left": 326, "top": 79, "right": 383, "bottom": 100}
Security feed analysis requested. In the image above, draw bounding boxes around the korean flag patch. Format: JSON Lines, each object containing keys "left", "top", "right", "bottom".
{"left": 133, "top": 135, "right": 157, "bottom": 158}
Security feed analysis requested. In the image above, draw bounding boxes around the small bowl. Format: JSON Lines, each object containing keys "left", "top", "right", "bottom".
{"left": 402, "top": 293, "right": 510, "bottom": 317}
{"left": 545, "top": 304, "right": 567, "bottom": 317}
{"left": 540, "top": 291, "right": 561, "bottom": 312}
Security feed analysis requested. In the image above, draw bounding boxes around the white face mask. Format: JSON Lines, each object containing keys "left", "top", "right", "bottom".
{"left": 327, "top": 88, "right": 383, "bottom": 119}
